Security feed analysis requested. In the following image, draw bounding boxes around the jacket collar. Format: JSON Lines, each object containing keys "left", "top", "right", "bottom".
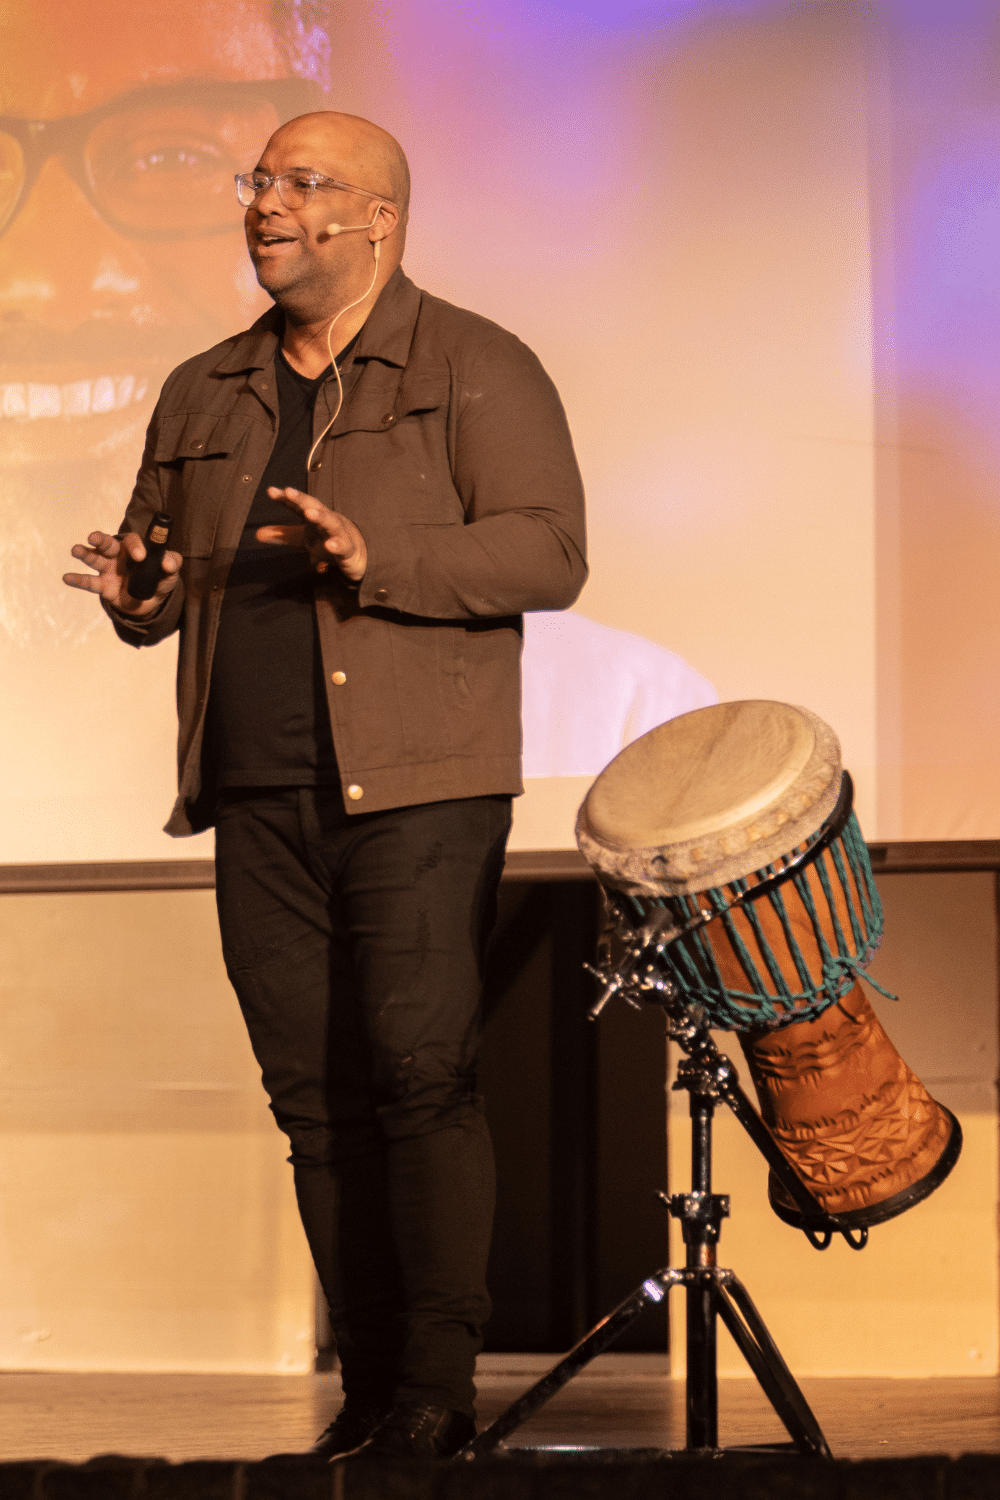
{"left": 355, "top": 267, "right": 421, "bottom": 367}
{"left": 212, "top": 266, "right": 421, "bottom": 377}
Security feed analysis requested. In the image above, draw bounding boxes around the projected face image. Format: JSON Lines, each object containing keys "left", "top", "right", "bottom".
{"left": 0, "top": 0, "right": 320, "bottom": 467}
{"left": 0, "top": 0, "right": 322, "bottom": 641}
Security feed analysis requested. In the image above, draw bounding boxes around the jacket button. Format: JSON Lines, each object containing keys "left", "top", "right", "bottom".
{"left": 382, "top": 412, "right": 395, "bottom": 425}
{"left": 191, "top": 440, "right": 203, "bottom": 450}
{"left": 242, "top": 474, "right": 252, "bottom": 482}
{"left": 374, "top": 588, "right": 389, "bottom": 602}
{"left": 310, "top": 461, "right": 322, "bottom": 471}
{"left": 347, "top": 784, "right": 364, "bottom": 800}
{"left": 331, "top": 671, "right": 347, "bottom": 685}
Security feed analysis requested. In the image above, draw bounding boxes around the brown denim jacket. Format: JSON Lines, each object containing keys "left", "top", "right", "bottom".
{"left": 110, "top": 268, "right": 588, "bottom": 835}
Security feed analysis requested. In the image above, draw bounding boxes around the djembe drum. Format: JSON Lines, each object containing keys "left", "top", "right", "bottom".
{"left": 577, "top": 700, "right": 961, "bottom": 1230}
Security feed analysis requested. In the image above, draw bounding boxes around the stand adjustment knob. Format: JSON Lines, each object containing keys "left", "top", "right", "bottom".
{"left": 663, "top": 1191, "right": 730, "bottom": 1221}
{"left": 662, "top": 1190, "right": 731, "bottom": 1245}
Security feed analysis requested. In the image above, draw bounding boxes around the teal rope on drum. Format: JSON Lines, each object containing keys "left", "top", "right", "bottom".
{"left": 650, "top": 811, "right": 896, "bottom": 1031}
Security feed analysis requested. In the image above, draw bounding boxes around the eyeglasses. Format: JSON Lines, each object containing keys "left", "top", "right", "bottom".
{"left": 235, "top": 170, "right": 395, "bottom": 211}
{"left": 0, "top": 78, "right": 319, "bottom": 241}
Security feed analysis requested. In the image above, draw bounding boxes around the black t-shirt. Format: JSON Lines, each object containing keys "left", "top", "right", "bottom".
{"left": 203, "top": 338, "right": 357, "bottom": 791}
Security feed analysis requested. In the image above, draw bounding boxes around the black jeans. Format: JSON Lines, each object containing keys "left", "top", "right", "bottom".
{"left": 214, "top": 787, "right": 512, "bottom": 1415}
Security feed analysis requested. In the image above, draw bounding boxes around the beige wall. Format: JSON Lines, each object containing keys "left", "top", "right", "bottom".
{"left": 0, "top": 889, "right": 315, "bottom": 1373}
{"left": 2, "top": 865, "right": 996, "bottom": 1376}
{"left": 667, "top": 869, "right": 1000, "bottom": 1378}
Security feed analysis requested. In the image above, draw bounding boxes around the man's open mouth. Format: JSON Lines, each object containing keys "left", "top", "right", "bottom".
{"left": 257, "top": 230, "right": 298, "bottom": 245}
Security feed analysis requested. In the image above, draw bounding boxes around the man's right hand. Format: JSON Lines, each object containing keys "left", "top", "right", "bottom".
{"left": 63, "top": 531, "right": 181, "bottom": 617}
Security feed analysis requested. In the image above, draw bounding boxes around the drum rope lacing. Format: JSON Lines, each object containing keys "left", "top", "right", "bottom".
{"left": 601, "top": 776, "right": 897, "bottom": 1032}
{"left": 669, "top": 811, "right": 897, "bottom": 1029}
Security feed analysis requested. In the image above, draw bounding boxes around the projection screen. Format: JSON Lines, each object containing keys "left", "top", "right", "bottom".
{"left": 2, "top": 0, "right": 998, "bottom": 863}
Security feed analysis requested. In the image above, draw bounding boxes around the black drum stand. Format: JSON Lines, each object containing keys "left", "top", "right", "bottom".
{"left": 461, "top": 997, "right": 868, "bottom": 1462}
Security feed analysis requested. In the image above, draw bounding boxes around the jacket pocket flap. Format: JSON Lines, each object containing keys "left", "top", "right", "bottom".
{"left": 398, "top": 378, "right": 450, "bottom": 415}
{"left": 153, "top": 412, "right": 242, "bottom": 462}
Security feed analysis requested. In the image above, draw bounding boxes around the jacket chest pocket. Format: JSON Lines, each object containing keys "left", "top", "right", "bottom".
{"left": 337, "top": 397, "right": 463, "bottom": 527}
{"left": 153, "top": 412, "right": 253, "bottom": 557}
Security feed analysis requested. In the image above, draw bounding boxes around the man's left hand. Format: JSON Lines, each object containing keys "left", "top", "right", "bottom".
{"left": 257, "top": 488, "right": 368, "bottom": 582}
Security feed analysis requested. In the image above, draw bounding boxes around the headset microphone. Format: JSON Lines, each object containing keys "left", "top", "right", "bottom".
{"left": 325, "top": 205, "right": 382, "bottom": 236}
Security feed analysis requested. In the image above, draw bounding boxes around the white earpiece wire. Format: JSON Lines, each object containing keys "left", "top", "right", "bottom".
{"left": 305, "top": 214, "right": 383, "bottom": 474}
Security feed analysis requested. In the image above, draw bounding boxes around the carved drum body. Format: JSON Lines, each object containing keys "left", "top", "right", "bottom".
{"left": 577, "top": 701, "right": 961, "bottom": 1230}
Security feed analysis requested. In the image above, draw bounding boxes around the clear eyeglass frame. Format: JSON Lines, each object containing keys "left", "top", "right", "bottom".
{"left": 234, "top": 170, "right": 393, "bottom": 211}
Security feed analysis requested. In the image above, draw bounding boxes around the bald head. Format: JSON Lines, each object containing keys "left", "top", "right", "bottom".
{"left": 247, "top": 110, "right": 410, "bottom": 323}
{"left": 271, "top": 111, "right": 410, "bottom": 218}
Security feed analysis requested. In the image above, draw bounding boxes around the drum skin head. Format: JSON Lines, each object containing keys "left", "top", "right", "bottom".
{"left": 577, "top": 701, "right": 843, "bottom": 897}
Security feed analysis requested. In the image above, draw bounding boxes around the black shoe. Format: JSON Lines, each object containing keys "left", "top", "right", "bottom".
{"left": 364, "top": 1403, "right": 476, "bottom": 1460}
{"left": 309, "top": 1402, "right": 389, "bottom": 1459}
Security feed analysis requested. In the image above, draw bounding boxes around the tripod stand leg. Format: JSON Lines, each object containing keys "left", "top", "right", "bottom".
{"left": 460, "top": 1272, "right": 680, "bottom": 1457}
{"left": 686, "top": 1276, "right": 718, "bottom": 1449}
{"left": 714, "top": 1274, "right": 831, "bottom": 1458}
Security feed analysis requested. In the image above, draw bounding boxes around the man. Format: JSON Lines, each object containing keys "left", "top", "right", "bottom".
{"left": 64, "top": 111, "right": 587, "bottom": 1458}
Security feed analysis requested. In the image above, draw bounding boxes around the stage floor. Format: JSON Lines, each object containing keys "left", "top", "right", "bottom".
{"left": 1, "top": 1357, "right": 998, "bottom": 1464}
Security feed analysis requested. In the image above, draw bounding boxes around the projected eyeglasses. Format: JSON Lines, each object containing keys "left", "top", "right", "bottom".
{"left": 0, "top": 79, "right": 318, "bottom": 241}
